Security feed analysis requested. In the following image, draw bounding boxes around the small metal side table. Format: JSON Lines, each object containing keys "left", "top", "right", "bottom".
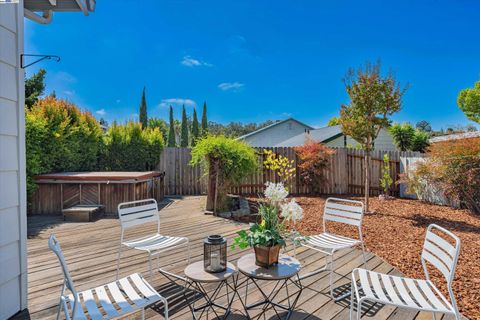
{"left": 184, "top": 261, "right": 237, "bottom": 319}
{"left": 237, "top": 253, "right": 303, "bottom": 320}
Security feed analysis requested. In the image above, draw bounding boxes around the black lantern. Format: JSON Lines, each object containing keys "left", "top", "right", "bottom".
{"left": 204, "top": 235, "right": 227, "bottom": 273}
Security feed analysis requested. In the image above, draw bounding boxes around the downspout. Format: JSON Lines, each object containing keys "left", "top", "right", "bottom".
{"left": 24, "top": 9, "right": 53, "bottom": 24}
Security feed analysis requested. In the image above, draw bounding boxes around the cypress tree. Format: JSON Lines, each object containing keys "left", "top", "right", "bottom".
{"left": 167, "top": 105, "right": 176, "bottom": 147}
{"left": 139, "top": 87, "right": 148, "bottom": 128}
{"left": 191, "top": 108, "right": 200, "bottom": 146}
{"left": 180, "top": 105, "right": 189, "bottom": 147}
{"left": 201, "top": 101, "right": 208, "bottom": 136}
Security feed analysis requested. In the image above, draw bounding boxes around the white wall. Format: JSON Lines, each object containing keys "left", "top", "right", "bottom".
{"left": 0, "top": 2, "right": 27, "bottom": 318}
{"left": 241, "top": 119, "right": 310, "bottom": 147}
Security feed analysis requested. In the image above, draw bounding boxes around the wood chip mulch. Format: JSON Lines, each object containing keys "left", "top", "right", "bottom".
{"left": 251, "top": 195, "right": 480, "bottom": 319}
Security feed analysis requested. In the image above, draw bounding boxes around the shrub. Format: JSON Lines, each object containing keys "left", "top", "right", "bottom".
{"left": 404, "top": 138, "right": 480, "bottom": 214}
{"left": 25, "top": 97, "right": 103, "bottom": 201}
{"left": 102, "top": 121, "right": 164, "bottom": 171}
{"left": 294, "top": 140, "right": 335, "bottom": 194}
{"left": 262, "top": 149, "right": 296, "bottom": 185}
{"left": 379, "top": 153, "right": 393, "bottom": 195}
{"left": 190, "top": 135, "right": 257, "bottom": 211}
{"left": 390, "top": 122, "right": 430, "bottom": 152}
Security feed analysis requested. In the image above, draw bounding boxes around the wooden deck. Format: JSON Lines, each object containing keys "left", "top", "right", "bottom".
{"left": 22, "top": 196, "right": 452, "bottom": 320}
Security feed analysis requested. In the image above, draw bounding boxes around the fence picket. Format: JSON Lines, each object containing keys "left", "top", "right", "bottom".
{"left": 157, "top": 147, "right": 423, "bottom": 196}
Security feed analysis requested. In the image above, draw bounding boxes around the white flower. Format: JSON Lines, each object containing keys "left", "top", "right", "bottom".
{"left": 281, "top": 199, "right": 303, "bottom": 222}
{"left": 264, "top": 182, "right": 288, "bottom": 203}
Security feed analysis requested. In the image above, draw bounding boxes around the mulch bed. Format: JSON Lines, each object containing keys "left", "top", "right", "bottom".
{"left": 249, "top": 195, "right": 480, "bottom": 319}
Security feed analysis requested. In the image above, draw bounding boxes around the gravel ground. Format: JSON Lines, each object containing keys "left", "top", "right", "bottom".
{"left": 250, "top": 195, "right": 480, "bottom": 319}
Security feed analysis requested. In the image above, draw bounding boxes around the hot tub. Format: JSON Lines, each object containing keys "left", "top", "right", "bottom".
{"left": 31, "top": 171, "right": 165, "bottom": 216}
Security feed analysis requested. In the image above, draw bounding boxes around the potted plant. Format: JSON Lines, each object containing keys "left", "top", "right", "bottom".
{"left": 231, "top": 182, "right": 304, "bottom": 267}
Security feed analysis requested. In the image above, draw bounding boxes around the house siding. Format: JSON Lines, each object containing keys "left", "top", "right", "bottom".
{"left": 241, "top": 119, "right": 310, "bottom": 147}
{"left": 0, "top": 2, "right": 27, "bottom": 318}
{"left": 322, "top": 130, "right": 398, "bottom": 152}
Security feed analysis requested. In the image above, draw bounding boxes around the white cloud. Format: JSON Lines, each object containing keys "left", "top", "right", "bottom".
{"left": 96, "top": 109, "right": 106, "bottom": 116}
{"left": 158, "top": 98, "right": 197, "bottom": 108}
{"left": 181, "top": 55, "right": 212, "bottom": 67}
{"left": 218, "top": 82, "right": 245, "bottom": 91}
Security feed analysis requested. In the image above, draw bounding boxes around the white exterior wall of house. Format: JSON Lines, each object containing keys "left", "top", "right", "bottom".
{"left": 373, "top": 128, "right": 398, "bottom": 151}
{"left": 241, "top": 119, "right": 310, "bottom": 147}
{"left": 0, "top": 1, "right": 28, "bottom": 319}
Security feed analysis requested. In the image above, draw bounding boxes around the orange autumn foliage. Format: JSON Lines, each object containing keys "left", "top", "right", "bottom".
{"left": 294, "top": 139, "right": 336, "bottom": 194}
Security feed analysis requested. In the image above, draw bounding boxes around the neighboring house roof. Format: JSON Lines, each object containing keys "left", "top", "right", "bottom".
{"left": 237, "top": 117, "right": 314, "bottom": 140}
{"left": 274, "top": 125, "right": 343, "bottom": 147}
{"left": 429, "top": 131, "right": 480, "bottom": 143}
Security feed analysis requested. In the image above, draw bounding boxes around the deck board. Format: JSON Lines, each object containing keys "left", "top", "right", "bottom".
{"left": 22, "top": 196, "right": 420, "bottom": 320}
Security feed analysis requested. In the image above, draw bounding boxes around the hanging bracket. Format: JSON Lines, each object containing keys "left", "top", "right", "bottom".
{"left": 21, "top": 54, "right": 61, "bottom": 69}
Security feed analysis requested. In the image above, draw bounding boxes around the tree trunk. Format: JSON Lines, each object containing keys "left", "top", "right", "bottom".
{"left": 364, "top": 151, "right": 370, "bottom": 212}
{"left": 206, "top": 159, "right": 217, "bottom": 211}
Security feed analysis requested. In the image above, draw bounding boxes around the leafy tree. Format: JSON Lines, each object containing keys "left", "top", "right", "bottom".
{"left": 190, "top": 135, "right": 257, "bottom": 212}
{"left": 410, "top": 130, "right": 430, "bottom": 152}
{"left": 99, "top": 118, "right": 108, "bottom": 128}
{"left": 102, "top": 121, "right": 164, "bottom": 171}
{"left": 457, "top": 80, "right": 480, "bottom": 124}
{"left": 327, "top": 116, "right": 341, "bottom": 126}
{"left": 207, "top": 120, "right": 275, "bottom": 137}
{"left": 25, "top": 69, "right": 46, "bottom": 109}
{"left": 201, "top": 101, "right": 208, "bottom": 136}
{"left": 25, "top": 97, "right": 103, "bottom": 202}
{"left": 139, "top": 87, "right": 148, "bottom": 128}
{"left": 416, "top": 120, "right": 432, "bottom": 132}
{"left": 389, "top": 123, "right": 415, "bottom": 151}
{"left": 191, "top": 108, "right": 200, "bottom": 146}
{"left": 340, "top": 61, "right": 407, "bottom": 211}
{"left": 180, "top": 105, "right": 189, "bottom": 147}
{"left": 148, "top": 117, "right": 168, "bottom": 142}
{"left": 167, "top": 106, "right": 176, "bottom": 147}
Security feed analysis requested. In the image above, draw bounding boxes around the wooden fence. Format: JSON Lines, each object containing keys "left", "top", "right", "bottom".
{"left": 158, "top": 147, "right": 423, "bottom": 196}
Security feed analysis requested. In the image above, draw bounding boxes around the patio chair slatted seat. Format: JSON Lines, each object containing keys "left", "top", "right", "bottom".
{"left": 116, "top": 199, "right": 190, "bottom": 280}
{"left": 48, "top": 234, "right": 168, "bottom": 320}
{"left": 351, "top": 224, "right": 461, "bottom": 320}
{"left": 295, "top": 197, "right": 366, "bottom": 300}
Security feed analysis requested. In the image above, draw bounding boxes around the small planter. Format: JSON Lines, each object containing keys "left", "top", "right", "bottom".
{"left": 254, "top": 245, "right": 280, "bottom": 268}
{"left": 379, "top": 194, "right": 394, "bottom": 201}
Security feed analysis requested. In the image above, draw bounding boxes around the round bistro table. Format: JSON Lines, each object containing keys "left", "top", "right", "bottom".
{"left": 237, "top": 253, "right": 303, "bottom": 320}
{"left": 184, "top": 261, "right": 237, "bottom": 319}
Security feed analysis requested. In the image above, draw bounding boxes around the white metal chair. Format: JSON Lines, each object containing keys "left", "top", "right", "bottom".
{"left": 116, "top": 199, "right": 190, "bottom": 281}
{"left": 295, "top": 197, "right": 366, "bottom": 300}
{"left": 48, "top": 234, "right": 168, "bottom": 320}
{"left": 350, "top": 224, "right": 461, "bottom": 320}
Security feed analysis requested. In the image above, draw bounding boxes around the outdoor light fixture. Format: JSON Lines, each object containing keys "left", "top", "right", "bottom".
{"left": 204, "top": 235, "right": 227, "bottom": 273}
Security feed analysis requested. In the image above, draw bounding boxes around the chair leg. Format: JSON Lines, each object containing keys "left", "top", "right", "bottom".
{"left": 432, "top": 312, "right": 437, "bottom": 320}
{"left": 161, "top": 296, "right": 169, "bottom": 320}
{"left": 148, "top": 252, "right": 153, "bottom": 278}
{"left": 329, "top": 253, "right": 335, "bottom": 298}
{"left": 116, "top": 245, "right": 123, "bottom": 280}
{"left": 361, "top": 243, "right": 367, "bottom": 269}
{"left": 141, "top": 307, "right": 145, "bottom": 320}
{"left": 357, "top": 299, "right": 363, "bottom": 320}
{"left": 293, "top": 242, "right": 297, "bottom": 258}
{"left": 55, "top": 298, "right": 63, "bottom": 320}
{"left": 349, "top": 281, "right": 355, "bottom": 320}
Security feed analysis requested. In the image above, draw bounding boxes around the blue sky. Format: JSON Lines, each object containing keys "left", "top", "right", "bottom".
{"left": 25, "top": 0, "right": 480, "bottom": 129}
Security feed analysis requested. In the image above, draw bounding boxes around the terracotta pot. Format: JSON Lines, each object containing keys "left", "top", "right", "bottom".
{"left": 254, "top": 245, "right": 280, "bottom": 268}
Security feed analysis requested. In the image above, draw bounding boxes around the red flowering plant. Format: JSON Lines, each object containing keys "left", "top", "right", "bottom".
{"left": 294, "top": 139, "right": 336, "bottom": 194}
